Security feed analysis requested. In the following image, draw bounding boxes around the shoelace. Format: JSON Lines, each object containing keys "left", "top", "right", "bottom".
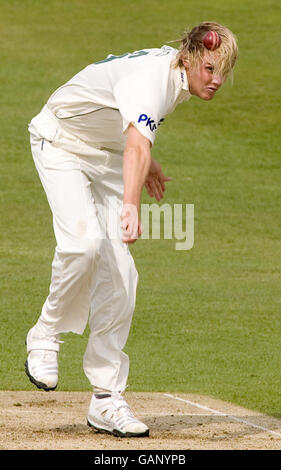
{"left": 111, "top": 392, "right": 129, "bottom": 410}
{"left": 108, "top": 392, "right": 137, "bottom": 422}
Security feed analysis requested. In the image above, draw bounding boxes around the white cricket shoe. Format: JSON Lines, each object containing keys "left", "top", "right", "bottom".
{"left": 25, "top": 326, "right": 61, "bottom": 391}
{"left": 87, "top": 392, "right": 149, "bottom": 437}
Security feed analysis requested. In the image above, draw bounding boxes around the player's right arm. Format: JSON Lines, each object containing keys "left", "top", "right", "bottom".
{"left": 121, "top": 124, "right": 152, "bottom": 244}
{"left": 121, "top": 124, "right": 171, "bottom": 244}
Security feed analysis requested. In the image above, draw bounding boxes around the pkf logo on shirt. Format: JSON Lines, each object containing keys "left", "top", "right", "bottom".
{"left": 138, "top": 114, "right": 165, "bottom": 132}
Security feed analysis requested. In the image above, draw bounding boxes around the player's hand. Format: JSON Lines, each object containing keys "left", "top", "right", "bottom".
{"left": 145, "top": 159, "right": 172, "bottom": 201}
{"left": 120, "top": 203, "right": 142, "bottom": 243}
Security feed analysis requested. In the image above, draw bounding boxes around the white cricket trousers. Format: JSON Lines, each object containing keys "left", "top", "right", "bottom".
{"left": 28, "top": 106, "right": 138, "bottom": 393}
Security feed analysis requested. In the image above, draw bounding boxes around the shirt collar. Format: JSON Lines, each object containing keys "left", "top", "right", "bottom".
{"left": 179, "top": 66, "right": 191, "bottom": 101}
{"left": 180, "top": 67, "right": 189, "bottom": 91}
{"left": 171, "top": 60, "right": 191, "bottom": 105}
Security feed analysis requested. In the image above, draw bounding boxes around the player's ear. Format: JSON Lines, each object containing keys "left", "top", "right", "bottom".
{"left": 182, "top": 57, "right": 189, "bottom": 69}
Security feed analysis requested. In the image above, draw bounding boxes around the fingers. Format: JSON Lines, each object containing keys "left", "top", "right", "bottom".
{"left": 146, "top": 158, "right": 172, "bottom": 200}
{"left": 153, "top": 178, "right": 164, "bottom": 201}
{"left": 145, "top": 175, "right": 172, "bottom": 200}
{"left": 145, "top": 180, "right": 162, "bottom": 201}
{"left": 121, "top": 203, "right": 140, "bottom": 243}
{"left": 160, "top": 175, "right": 172, "bottom": 190}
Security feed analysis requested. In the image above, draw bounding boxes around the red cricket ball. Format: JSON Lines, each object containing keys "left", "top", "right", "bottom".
{"left": 203, "top": 31, "right": 222, "bottom": 50}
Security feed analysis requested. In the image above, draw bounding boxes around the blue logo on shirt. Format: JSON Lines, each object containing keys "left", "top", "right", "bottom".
{"left": 138, "top": 114, "right": 164, "bottom": 132}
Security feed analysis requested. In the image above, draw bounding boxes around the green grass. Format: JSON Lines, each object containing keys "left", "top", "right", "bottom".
{"left": 0, "top": 0, "right": 280, "bottom": 418}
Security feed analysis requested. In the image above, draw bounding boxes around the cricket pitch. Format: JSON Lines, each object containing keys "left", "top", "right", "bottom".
{"left": 0, "top": 391, "right": 280, "bottom": 450}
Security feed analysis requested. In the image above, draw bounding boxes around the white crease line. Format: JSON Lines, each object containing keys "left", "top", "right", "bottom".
{"left": 164, "top": 393, "right": 281, "bottom": 439}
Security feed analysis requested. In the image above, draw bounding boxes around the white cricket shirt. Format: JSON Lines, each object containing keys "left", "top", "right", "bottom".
{"left": 45, "top": 45, "right": 191, "bottom": 150}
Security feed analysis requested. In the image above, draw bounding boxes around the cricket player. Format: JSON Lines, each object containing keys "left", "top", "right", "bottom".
{"left": 25, "top": 22, "right": 238, "bottom": 437}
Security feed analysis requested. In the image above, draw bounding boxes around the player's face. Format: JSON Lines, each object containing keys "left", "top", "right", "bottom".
{"left": 184, "top": 56, "right": 224, "bottom": 101}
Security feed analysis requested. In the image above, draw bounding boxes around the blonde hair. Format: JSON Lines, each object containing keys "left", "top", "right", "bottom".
{"left": 171, "top": 22, "right": 238, "bottom": 81}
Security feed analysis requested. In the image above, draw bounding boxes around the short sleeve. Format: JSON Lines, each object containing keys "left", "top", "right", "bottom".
{"left": 113, "top": 64, "right": 171, "bottom": 145}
